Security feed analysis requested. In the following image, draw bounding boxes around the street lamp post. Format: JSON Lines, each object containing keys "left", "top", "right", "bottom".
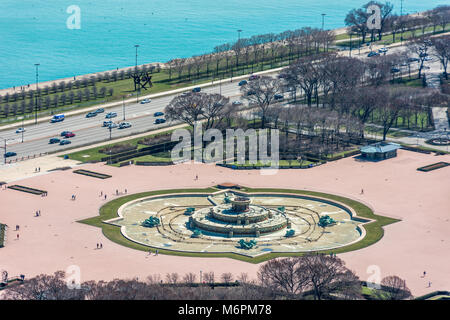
{"left": 122, "top": 96, "right": 126, "bottom": 121}
{"left": 21, "top": 117, "right": 24, "bottom": 143}
{"left": 135, "top": 45, "right": 140, "bottom": 103}
{"left": 0, "top": 137, "right": 14, "bottom": 164}
{"left": 321, "top": 14, "right": 326, "bottom": 30}
{"left": 349, "top": 33, "right": 353, "bottom": 57}
{"left": 34, "top": 63, "right": 40, "bottom": 125}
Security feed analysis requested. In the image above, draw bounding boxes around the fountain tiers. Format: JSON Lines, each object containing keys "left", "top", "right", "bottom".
{"left": 191, "top": 203, "right": 288, "bottom": 237}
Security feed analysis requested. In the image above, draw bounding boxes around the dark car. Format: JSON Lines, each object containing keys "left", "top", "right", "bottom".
{"left": 154, "top": 118, "right": 166, "bottom": 124}
{"left": 64, "top": 132, "right": 76, "bottom": 138}
{"left": 154, "top": 112, "right": 164, "bottom": 117}
{"left": 49, "top": 138, "right": 61, "bottom": 144}
{"left": 4, "top": 152, "right": 17, "bottom": 158}
{"left": 274, "top": 94, "right": 284, "bottom": 100}
{"left": 60, "top": 140, "right": 71, "bottom": 145}
{"left": 247, "top": 90, "right": 256, "bottom": 96}
{"left": 238, "top": 80, "right": 248, "bottom": 86}
{"left": 95, "top": 108, "right": 105, "bottom": 114}
{"left": 408, "top": 57, "right": 419, "bottom": 63}
{"left": 367, "top": 51, "right": 379, "bottom": 57}
{"left": 391, "top": 68, "right": 401, "bottom": 73}
{"left": 86, "top": 112, "right": 97, "bottom": 118}
{"left": 249, "top": 75, "right": 260, "bottom": 81}
{"left": 192, "top": 87, "right": 201, "bottom": 93}
{"left": 61, "top": 131, "right": 71, "bottom": 137}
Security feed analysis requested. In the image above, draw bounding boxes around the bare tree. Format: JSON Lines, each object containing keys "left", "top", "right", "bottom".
{"left": 240, "top": 76, "right": 283, "bottom": 128}
{"left": 220, "top": 273, "right": 234, "bottom": 284}
{"left": 183, "top": 273, "right": 197, "bottom": 284}
{"left": 376, "top": 275, "right": 412, "bottom": 300}
{"left": 408, "top": 36, "right": 433, "bottom": 79}
{"left": 431, "top": 35, "right": 450, "bottom": 79}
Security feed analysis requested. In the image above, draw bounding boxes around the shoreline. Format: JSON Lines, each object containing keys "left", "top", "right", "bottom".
{"left": 0, "top": 23, "right": 352, "bottom": 95}
{"left": 0, "top": 9, "right": 427, "bottom": 95}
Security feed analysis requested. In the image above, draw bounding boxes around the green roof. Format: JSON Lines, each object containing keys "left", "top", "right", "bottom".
{"left": 360, "top": 142, "right": 401, "bottom": 154}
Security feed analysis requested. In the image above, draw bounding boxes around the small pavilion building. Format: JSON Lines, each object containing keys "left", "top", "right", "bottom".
{"left": 360, "top": 142, "right": 401, "bottom": 160}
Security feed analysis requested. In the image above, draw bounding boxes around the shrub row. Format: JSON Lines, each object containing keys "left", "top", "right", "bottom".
{"left": 99, "top": 143, "right": 137, "bottom": 155}
{"left": 7, "top": 185, "right": 47, "bottom": 195}
{"left": 73, "top": 169, "right": 112, "bottom": 179}
{"left": 417, "top": 162, "right": 449, "bottom": 172}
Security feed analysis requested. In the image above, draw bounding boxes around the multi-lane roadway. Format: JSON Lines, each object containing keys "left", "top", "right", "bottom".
{"left": 0, "top": 79, "right": 245, "bottom": 162}
{"left": 0, "top": 42, "right": 445, "bottom": 163}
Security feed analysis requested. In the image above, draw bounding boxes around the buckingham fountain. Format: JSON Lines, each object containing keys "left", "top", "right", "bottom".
{"left": 188, "top": 196, "right": 290, "bottom": 238}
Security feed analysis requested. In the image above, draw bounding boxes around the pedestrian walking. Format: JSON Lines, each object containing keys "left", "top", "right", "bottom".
{"left": 361, "top": 188, "right": 364, "bottom": 195}
{"left": 96, "top": 243, "right": 99, "bottom": 249}
{"left": 17, "top": 234, "right": 19, "bottom": 240}
{"left": 100, "top": 191, "right": 103, "bottom": 197}
{"left": 104, "top": 194, "right": 107, "bottom": 200}
{"left": 125, "top": 189, "right": 127, "bottom": 194}
{"left": 116, "top": 189, "right": 119, "bottom": 195}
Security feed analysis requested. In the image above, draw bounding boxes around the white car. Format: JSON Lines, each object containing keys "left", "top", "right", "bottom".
{"left": 232, "top": 100, "right": 243, "bottom": 106}
{"left": 140, "top": 98, "right": 151, "bottom": 104}
{"left": 15, "top": 127, "right": 25, "bottom": 134}
{"left": 119, "top": 122, "right": 132, "bottom": 129}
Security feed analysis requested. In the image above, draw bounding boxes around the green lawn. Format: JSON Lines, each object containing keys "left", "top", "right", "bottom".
{"left": 78, "top": 187, "right": 399, "bottom": 264}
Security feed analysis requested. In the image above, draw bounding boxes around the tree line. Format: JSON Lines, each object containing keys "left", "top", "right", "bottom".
{"left": 2, "top": 253, "right": 412, "bottom": 300}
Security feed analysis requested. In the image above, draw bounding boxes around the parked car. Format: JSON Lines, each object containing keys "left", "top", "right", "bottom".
{"left": 49, "top": 138, "right": 61, "bottom": 144}
{"left": 119, "top": 122, "right": 132, "bottom": 129}
{"left": 424, "top": 56, "right": 433, "bottom": 61}
{"left": 249, "top": 74, "right": 260, "bottom": 81}
{"left": 60, "top": 131, "right": 71, "bottom": 137}
{"left": 378, "top": 47, "right": 388, "bottom": 53}
{"left": 192, "top": 87, "right": 201, "bottom": 93}
{"left": 140, "top": 98, "right": 151, "bottom": 104}
{"left": 238, "top": 80, "right": 248, "bottom": 86}
{"left": 86, "top": 112, "right": 97, "bottom": 118}
{"left": 64, "top": 132, "right": 76, "bottom": 138}
{"left": 4, "top": 151, "right": 17, "bottom": 158}
{"left": 95, "top": 108, "right": 105, "bottom": 114}
{"left": 247, "top": 90, "right": 256, "bottom": 96}
{"left": 105, "top": 112, "right": 117, "bottom": 119}
{"left": 391, "top": 68, "right": 401, "bottom": 73}
{"left": 59, "top": 140, "right": 71, "bottom": 145}
{"left": 154, "top": 112, "right": 164, "bottom": 117}
{"left": 232, "top": 100, "right": 243, "bottom": 106}
{"left": 274, "top": 94, "right": 284, "bottom": 100}
{"left": 367, "top": 51, "right": 379, "bottom": 57}
{"left": 15, "top": 127, "right": 25, "bottom": 134}
{"left": 154, "top": 118, "right": 166, "bottom": 124}
{"left": 107, "top": 122, "right": 118, "bottom": 129}
{"left": 408, "top": 57, "right": 420, "bottom": 62}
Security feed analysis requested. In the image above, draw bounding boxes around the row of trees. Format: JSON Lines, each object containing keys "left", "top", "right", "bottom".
{"left": 0, "top": 64, "right": 159, "bottom": 105}
{"left": 166, "top": 28, "right": 335, "bottom": 82}
{"left": 345, "top": 2, "right": 450, "bottom": 43}
{"left": 2, "top": 254, "right": 412, "bottom": 300}
{"left": 0, "top": 87, "right": 114, "bottom": 118}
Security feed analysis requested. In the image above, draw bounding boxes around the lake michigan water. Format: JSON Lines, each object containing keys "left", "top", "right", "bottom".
{"left": 0, "top": 0, "right": 447, "bottom": 89}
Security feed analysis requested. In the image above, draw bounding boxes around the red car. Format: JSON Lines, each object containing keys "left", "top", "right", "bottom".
{"left": 64, "top": 132, "right": 76, "bottom": 138}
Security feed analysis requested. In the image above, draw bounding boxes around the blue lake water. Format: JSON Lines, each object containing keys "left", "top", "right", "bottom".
{"left": 0, "top": 0, "right": 447, "bottom": 89}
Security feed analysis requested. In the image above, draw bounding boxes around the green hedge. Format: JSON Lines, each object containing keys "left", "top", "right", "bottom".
{"left": 0, "top": 224, "right": 6, "bottom": 248}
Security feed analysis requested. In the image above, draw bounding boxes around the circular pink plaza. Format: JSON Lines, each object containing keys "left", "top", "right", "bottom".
{"left": 0, "top": 149, "right": 449, "bottom": 296}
